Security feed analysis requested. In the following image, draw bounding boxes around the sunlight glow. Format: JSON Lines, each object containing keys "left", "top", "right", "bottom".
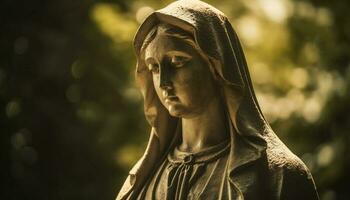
{"left": 257, "top": 0, "right": 292, "bottom": 23}
{"left": 91, "top": 3, "right": 137, "bottom": 43}
{"left": 236, "top": 16, "right": 262, "bottom": 46}
{"left": 115, "top": 144, "right": 144, "bottom": 169}
{"left": 251, "top": 62, "right": 272, "bottom": 84}
{"left": 256, "top": 65, "right": 345, "bottom": 123}
{"left": 294, "top": 1, "right": 316, "bottom": 19}
{"left": 303, "top": 96, "right": 322, "bottom": 123}
{"left": 317, "top": 144, "right": 334, "bottom": 167}
{"left": 136, "top": 6, "right": 154, "bottom": 24}
{"left": 289, "top": 68, "right": 309, "bottom": 89}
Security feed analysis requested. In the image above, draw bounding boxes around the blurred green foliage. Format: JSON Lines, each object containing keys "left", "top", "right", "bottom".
{"left": 1, "top": 0, "right": 349, "bottom": 199}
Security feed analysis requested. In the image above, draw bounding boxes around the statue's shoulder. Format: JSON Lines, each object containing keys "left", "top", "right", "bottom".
{"left": 266, "top": 146, "right": 308, "bottom": 173}
{"left": 263, "top": 134, "right": 319, "bottom": 199}
{"left": 262, "top": 133, "right": 308, "bottom": 172}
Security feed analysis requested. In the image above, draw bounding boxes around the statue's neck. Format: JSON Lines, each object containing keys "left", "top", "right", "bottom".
{"left": 179, "top": 97, "right": 229, "bottom": 153}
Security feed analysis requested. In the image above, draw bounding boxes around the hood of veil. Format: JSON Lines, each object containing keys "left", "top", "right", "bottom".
{"left": 122, "top": 0, "right": 273, "bottom": 197}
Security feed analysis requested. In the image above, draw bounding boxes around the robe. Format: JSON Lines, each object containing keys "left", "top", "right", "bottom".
{"left": 117, "top": 1, "right": 320, "bottom": 199}
{"left": 138, "top": 140, "right": 230, "bottom": 199}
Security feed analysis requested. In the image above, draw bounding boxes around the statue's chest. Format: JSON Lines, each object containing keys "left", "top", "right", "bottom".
{"left": 140, "top": 142, "right": 232, "bottom": 200}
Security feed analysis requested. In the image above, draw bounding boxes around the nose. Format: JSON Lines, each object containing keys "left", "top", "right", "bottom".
{"left": 159, "top": 65, "right": 173, "bottom": 90}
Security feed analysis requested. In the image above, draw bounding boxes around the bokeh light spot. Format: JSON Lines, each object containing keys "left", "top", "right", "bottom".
{"left": 11, "top": 132, "right": 26, "bottom": 150}
{"left": 237, "top": 16, "right": 261, "bottom": 46}
{"left": 6, "top": 100, "right": 21, "bottom": 118}
{"left": 257, "top": 0, "right": 292, "bottom": 23}
{"left": 77, "top": 102, "right": 102, "bottom": 122}
{"left": 289, "top": 68, "right": 309, "bottom": 89}
{"left": 115, "top": 144, "right": 144, "bottom": 170}
{"left": 11, "top": 133, "right": 26, "bottom": 150}
{"left": 251, "top": 62, "right": 271, "bottom": 84}
{"left": 303, "top": 97, "right": 321, "bottom": 123}
{"left": 317, "top": 144, "right": 334, "bottom": 167}
{"left": 71, "top": 60, "right": 85, "bottom": 79}
{"left": 302, "top": 43, "right": 319, "bottom": 64}
{"left": 316, "top": 8, "right": 333, "bottom": 26}
{"left": 123, "top": 87, "right": 141, "bottom": 102}
{"left": 295, "top": 1, "right": 316, "bottom": 19}
{"left": 91, "top": 3, "right": 137, "bottom": 43}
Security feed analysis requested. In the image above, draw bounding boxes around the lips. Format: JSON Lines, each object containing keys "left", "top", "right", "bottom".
{"left": 162, "top": 90, "right": 179, "bottom": 103}
{"left": 164, "top": 95, "right": 179, "bottom": 104}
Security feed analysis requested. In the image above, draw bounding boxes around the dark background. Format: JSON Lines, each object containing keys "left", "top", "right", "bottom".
{"left": 1, "top": 0, "right": 349, "bottom": 199}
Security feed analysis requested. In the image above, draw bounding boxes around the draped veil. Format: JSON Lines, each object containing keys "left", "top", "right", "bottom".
{"left": 117, "top": 0, "right": 318, "bottom": 199}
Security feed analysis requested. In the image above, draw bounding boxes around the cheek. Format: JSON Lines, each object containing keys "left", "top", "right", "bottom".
{"left": 176, "top": 60, "right": 202, "bottom": 83}
{"left": 152, "top": 75, "right": 160, "bottom": 92}
{"left": 152, "top": 74, "right": 159, "bottom": 88}
{"left": 152, "top": 75, "right": 165, "bottom": 101}
{"left": 175, "top": 65, "right": 209, "bottom": 99}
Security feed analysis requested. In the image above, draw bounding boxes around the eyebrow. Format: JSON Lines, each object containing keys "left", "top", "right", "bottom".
{"left": 145, "top": 50, "right": 192, "bottom": 64}
{"left": 166, "top": 50, "right": 192, "bottom": 58}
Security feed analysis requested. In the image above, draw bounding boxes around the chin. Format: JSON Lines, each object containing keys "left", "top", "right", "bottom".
{"left": 167, "top": 104, "right": 187, "bottom": 118}
{"left": 168, "top": 104, "right": 198, "bottom": 119}
{"left": 168, "top": 108, "right": 184, "bottom": 117}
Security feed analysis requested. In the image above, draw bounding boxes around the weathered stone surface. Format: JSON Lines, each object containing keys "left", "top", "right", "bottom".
{"left": 117, "top": 1, "right": 319, "bottom": 199}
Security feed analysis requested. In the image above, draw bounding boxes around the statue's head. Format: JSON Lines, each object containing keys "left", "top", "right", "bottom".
{"left": 140, "top": 23, "right": 221, "bottom": 118}
{"left": 133, "top": 0, "right": 268, "bottom": 153}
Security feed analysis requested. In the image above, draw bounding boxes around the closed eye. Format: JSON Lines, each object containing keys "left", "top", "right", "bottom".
{"left": 171, "top": 55, "right": 192, "bottom": 68}
{"left": 148, "top": 63, "right": 160, "bottom": 74}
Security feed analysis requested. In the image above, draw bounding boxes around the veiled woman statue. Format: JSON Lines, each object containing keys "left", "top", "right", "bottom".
{"left": 117, "top": 0, "right": 319, "bottom": 199}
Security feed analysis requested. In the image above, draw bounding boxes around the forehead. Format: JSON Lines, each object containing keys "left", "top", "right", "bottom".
{"left": 144, "top": 33, "right": 195, "bottom": 58}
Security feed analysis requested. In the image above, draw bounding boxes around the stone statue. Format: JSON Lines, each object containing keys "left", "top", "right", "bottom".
{"left": 117, "top": 0, "right": 319, "bottom": 199}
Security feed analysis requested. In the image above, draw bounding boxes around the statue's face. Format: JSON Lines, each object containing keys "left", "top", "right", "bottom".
{"left": 144, "top": 33, "right": 218, "bottom": 118}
